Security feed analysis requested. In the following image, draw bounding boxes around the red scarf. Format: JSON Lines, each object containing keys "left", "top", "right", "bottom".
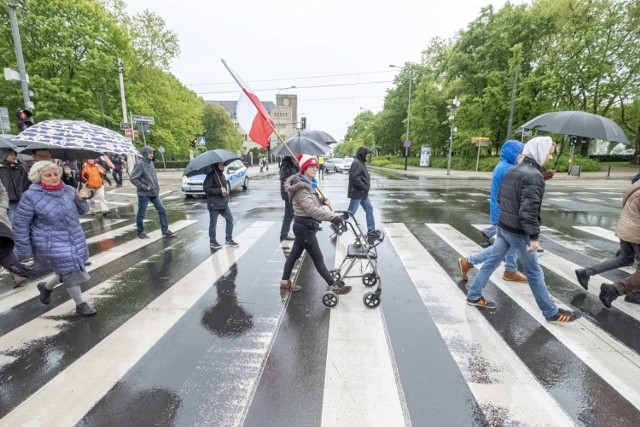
{"left": 39, "top": 181, "right": 64, "bottom": 191}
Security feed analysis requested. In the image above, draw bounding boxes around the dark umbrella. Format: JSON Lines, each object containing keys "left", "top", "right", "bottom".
{"left": 519, "top": 111, "right": 630, "bottom": 145}
{"left": 184, "top": 149, "right": 240, "bottom": 177}
{"left": 298, "top": 130, "right": 337, "bottom": 145}
{"left": 0, "top": 136, "right": 18, "bottom": 150}
{"left": 272, "top": 135, "right": 331, "bottom": 157}
{"left": 19, "top": 141, "right": 102, "bottom": 161}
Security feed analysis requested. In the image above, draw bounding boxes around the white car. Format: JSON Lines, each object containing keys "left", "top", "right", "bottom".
{"left": 181, "top": 159, "right": 248, "bottom": 197}
{"left": 324, "top": 158, "right": 345, "bottom": 173}
{"left": 336, "top": 157, "right": 354, "bottom": 173}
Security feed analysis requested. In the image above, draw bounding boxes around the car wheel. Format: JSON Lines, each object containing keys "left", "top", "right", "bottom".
{"left": 242, "top": 177, "right": 248, "bottom": 190}
{"left": 185, "top": 194, "right": 193, "bottom": 199}
{"left": 334, "top": 167, "right": 338, "bottom": 173}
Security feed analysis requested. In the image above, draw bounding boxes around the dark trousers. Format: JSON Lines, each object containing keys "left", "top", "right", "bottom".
{"left": 279, "top": 198, "right": 294, "bottom": 240}
{"left": 136, "top": 196, "right": 169, "bottom": 234}
{"left": 209, "top": 207, "right": 234, "bottom": 243}
{"left": 112, "top": 168, "right": 123, "bottom": 186}
{"left": 588, "top": 240, "right": 639, "bottom": 276}
{"left": 282, "top": 221, "right": 333, "bottom": 286}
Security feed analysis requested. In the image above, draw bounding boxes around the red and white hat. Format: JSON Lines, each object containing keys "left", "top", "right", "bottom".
{"left": 297, "top": 153, "right": 319, "bottom": 173}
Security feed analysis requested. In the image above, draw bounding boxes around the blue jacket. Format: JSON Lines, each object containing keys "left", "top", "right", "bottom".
{"left": 13, "top": 184, "right": 89, "bottom": 274}
{"left": 490, "top": 140, "right": 524, "bottom": 225}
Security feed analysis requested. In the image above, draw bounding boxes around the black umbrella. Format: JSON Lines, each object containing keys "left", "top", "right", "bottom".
{"left": 519, "top": 111, "right": 630, "bottom": 145}
{"left": 184, "top": 149, "right": 240, "bottom": 177}
{"left": 19, "top": 141, "right": 102, "bottom": 161}
{"left": 298, "top": 130, "right": 337, "bottom": 145}
{"left": 272, "top": 135, "right": 331, "bottom": 157}
{"left": 0, "top": 136, "right": 18, "bottom": 150}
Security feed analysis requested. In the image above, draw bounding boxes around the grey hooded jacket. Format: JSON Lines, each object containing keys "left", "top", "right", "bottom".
{"left": 130, "top": 146, "right": 160, "bottom": 196}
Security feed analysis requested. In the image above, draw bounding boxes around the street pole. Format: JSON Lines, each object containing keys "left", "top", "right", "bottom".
{"left": 446, "top": 97, "right": 460, "bottom": 176}
{"left": 506, "top": 63, "right": 520, "bottom": 140}
{"left": 404, "top": 70, "right": 412, "bottom": 171}
{"left": 7, "top": 2, "right": 32, "bottom": 109}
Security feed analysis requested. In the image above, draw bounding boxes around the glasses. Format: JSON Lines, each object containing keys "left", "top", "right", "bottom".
{"left": 308, "top": 165, "right": 319, "bottom": 169}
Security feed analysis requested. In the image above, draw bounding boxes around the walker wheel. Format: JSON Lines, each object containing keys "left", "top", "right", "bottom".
{"left": 330, "top": 270, "right": 341, "bottom": 281}
{"left": 363, "top": 292, "right": 381, "bottom": 308}
{"left": 322, "top": 292, "right": 339, "bottom": 308}
{"left": 362, "top": 273, "right": 378, "bottom": 287}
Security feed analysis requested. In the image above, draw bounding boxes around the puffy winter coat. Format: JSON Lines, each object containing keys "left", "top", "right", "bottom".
{"left": 616, "top": 180, "right": 640, "bottom": 244}
{"left": 130, "top": 146, "right": 160, "bottom": 196}
{"left": 13, "top": 184, "right": 89, "bottom": 274}
{"left": 490, "top": 140, "right": 524, "bottom": 225}
{"left": 203, "top": 168, "right": 229, "bottom": 210}
{"left": 348, "top": 147, "right": 371, "bottom": 199}
{"left": 497, "top": 156, "right": 545, "bottom": 240}
{"left": 285, "top": 174, "right": 338, "bottom": 224}
{"left": 81, "top": 163, "right": 105, "bottom": 189}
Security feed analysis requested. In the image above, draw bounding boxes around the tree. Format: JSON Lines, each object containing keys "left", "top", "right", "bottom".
{"left": 128, "top": 10, "right": 180, "bottom": 71}
{"left": 202, "top": 103, "right": 243, "bottom": 152}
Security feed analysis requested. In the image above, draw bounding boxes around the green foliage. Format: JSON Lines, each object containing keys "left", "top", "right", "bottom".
{"left": 202, "top": 103, "right": 243, "bottom": 152}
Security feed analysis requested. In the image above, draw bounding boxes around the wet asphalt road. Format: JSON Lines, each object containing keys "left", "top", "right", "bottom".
{"left": 0, "top": 167, "right": 639, "bottom": 426}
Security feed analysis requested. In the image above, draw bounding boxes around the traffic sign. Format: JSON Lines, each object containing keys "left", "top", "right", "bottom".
{"left": 0, "top": 107, "right": 10, "bottom": 131}
{"left": 124, "top": 129, "right": 139, "bottom": 138}
{"left": 403, "top": 140, "right": 412, "bottom": 148}
{"left": 131, "top": 115, "right": 155, "bottom": 124}
{"left": 198, "top": 136, "right": 206, "bottom": 146}
{"left": 121, "top": 122, "right": 132, "bottom": 130}
{"left": 157, "top": 146, "right": 165, "bottom": 154}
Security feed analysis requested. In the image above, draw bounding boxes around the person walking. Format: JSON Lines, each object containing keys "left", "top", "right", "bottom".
{"left": 318, "top": 155, "right": 325, "bottom": 179}
{"left": 0, "top": 148, "right": 30, "bottom": 222}
{"left": 12, "top": 161, "right": 96, "bottom": 316}
{"left": 111, "top": 154, "right": 123, "bottom": 187}
{"left": 465, "top": 136, "right": 582, "bottom": 322}
{"left": 130, "top": 146, "right": 176, "bottom": 239}
{"left": 203, "top": 162, "right": 238, "bottom": 249}
{"left": 81, "top": 158, "right": 111, "bottom": 215}
{"left": 62, "top": 164, "right": 78, "bottom": 188}
{"left": 279, "top": 156, "right": 298, "bottom": 241}
{"left": 458, "top": 140, "right": 527, "bottom": 283}
{"left": 347, "top": 147, "right": 376, "bottom": 235}
{"left": 280, "top": 154, "right": 350, "bottom": 294}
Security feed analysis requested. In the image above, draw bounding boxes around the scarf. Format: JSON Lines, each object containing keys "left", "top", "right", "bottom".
{"left": 300, "top": 174, "right": 318, "bottom": 190}
{"left": 39, "top": 181, "right": 64, "bottom": 191}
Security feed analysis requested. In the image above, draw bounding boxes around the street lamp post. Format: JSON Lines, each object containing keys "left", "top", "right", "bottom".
{"left": 446, "top": 97, "right": 461, "bottom": 176}
{"left": 390, "top": 65, "right": 412, "bottom": 171}
{"left": 7, "top": 1, "right": 32, "bottom": 109}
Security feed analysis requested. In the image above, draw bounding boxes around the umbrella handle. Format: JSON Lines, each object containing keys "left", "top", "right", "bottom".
{"left": 76, "top": 182, "right": 95, "bottom": 200}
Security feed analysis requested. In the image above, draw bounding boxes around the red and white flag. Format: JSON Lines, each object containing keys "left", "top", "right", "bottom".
{"left": 221, "top": 59, "right": 275, "bottom": 148}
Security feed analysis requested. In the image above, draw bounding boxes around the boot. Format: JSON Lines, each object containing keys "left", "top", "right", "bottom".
{"left": 37, "top": 282, "right": 52, "bottom": 305}
{"left": 503, "top": 270, "right": 528, "bottom": 283}
{"left": 280, "top": 279, "right": 301, "bottom": 292}
{"left": 458, "top": 258, "right": 474, "bottom": 281}
{"left": 575, "top": 268, "right": 590, "bottom": 290}
{"left": 599, "top": 283, "right": 619, "bottom": 309}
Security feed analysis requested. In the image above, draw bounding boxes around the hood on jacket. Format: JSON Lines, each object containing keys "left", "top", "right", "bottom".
{"left": 0, "top": 148, "right": 16, "bottom": 162}
{"left": 500, "top": 140, "right": 524, "bottom": 165}
{"left": 140, "top": 146, "right": 155, "bottom": 162}
{"left": 523, "top": 136, "right": 553, "bottom": 167}
{"left": 356, "top": 147, "right": 372, "bottom": 162}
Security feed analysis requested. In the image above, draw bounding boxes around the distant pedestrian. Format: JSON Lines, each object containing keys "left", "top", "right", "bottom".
{"left": 318, "top": 155, "right": 325, "bottom": 179}
{"left": 81, "top": 159, "right": 111, "bottom": 215}
{"left": 465, "top": 136, "right": 582, "bottom": 322}
{"left": 13, "top": 161, "right": 96, "bottom": 316}
{"left": 0, "top": 148, "right": 30, "bottom": 222}
{"left": 279, "top": 156, "right": 298, "bottom": 241}
{"left": 203, "top": 161, "right": 238, "bottom": 249}
{"left": 130, "top": 146, "right": 176, "bottom": 239}
{"left": 62, "top": 164, "right": 78, "bottom": 188}
{"left": 111, "top": 154, "right": 123, "bottom": 187}
{"left": 347, "top": 147, "right": 376, "bottom": 235}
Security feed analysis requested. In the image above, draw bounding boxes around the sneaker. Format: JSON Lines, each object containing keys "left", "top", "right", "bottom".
{"left": 226, "top": 239, "right": 239, "bottom": 247}
{"left": 536, "top": 247, "right": 545, "bottom": 253}
{"left": 546, "top": 308, "right": 582, "bottom": 322}
{"left": 334, "top": 284, "right": 353, "bottom": 295}
{"left": 466, "top": 296, "right": 496, "bottom": 309}
{"left": 37, "top": 282, "right": 52, "bottom": 305}
{"left": 280, "top": 279, "right": 301, "bottom": 292}
{"left": 575, "top": 268, "right": 590, "bottom": 290}
{"left": 503, "top": 270, "right": 528, "bottom": 283}
{"left": 76, "top": 302, "right": 97, "bottom": 316}
{"left": 480, "top": 230, "right": 493, "bottom": 245}
{"left": 458, "top": 257, "right": 474, "bottom": 281}
{"left": 138, "top": 232, "right": 150, "bottom": 239}
{"left": 163, "top": 230, "right": 176, "bottom": 238}
{"left": 12, "top": 275, "right": 28, "bottom": 288}
{"left": 210, "top": 241, "right": 222, "bottom": 249}
{"left": 624, "top": 291, "right": 640, "bottom": 305}
{"left": 599, "top": 283, "right": 619, "bottom": 308}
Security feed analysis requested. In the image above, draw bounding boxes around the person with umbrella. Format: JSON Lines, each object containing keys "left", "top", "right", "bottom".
{"left": 130, "top": 146, "right": 176, "bottom": 239}
{"left": 203, "top": 162, "right": 239, "bottom": 249}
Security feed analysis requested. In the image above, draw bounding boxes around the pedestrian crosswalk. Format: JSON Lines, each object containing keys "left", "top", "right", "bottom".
{"left": 1, "top": 213, "right": 640, "bottom": 426}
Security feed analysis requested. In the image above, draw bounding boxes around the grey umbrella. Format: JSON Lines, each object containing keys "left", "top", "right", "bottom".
{"left": 184, "top": 149, "right": 240, "bottom": 177}
{"left": 0, "top": 136, "right": 17, "bottom": 150}
{"left": 519, "top": 111, "right": 630, "bottom": 145}
{"left": 272, "top": 135, "right": 331, "bottom": 157}
{"left": 19, "top": 141, "right": 102, "bottom": 161}
{"left": 298, "top": 130, "right": 337, "bottom": 145}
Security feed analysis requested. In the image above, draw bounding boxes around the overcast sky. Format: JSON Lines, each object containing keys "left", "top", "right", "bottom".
{"left": 126, "top": 0, "right": 526, "bottom": 142}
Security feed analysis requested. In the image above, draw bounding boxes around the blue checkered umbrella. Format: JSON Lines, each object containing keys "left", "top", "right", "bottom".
{"left": 13, "top": 120, "right": 140, "bottom": 156}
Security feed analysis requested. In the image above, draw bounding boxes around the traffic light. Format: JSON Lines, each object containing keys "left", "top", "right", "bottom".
{"left": 301, "top": 117, "right": 307, "bottom": 130}
{"left": 190, "top": 139, "right": 196, "bottom": 148}
{"left": 16, "top": 108, "right": 33, "bottom": 132}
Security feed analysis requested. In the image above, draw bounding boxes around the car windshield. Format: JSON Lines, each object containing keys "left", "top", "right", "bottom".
{"left": 333, "top": 159, "right": 345, "bottom": 164}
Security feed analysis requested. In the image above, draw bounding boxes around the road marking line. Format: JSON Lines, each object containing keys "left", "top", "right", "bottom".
{"left": 429, "top": 223, "right": 640, "bottom": 411}
{"left": 0, "top": 222, "right": 273, "bottom": 426}
{"left": 0, "top": 220, "right": 197, "bottom": 314}
{"left": 322, "top": 226, "right": 406, "bottom": 427}
{"left": 573, "top": 226, "right": 617, "bottom": 242}
{"left": 386, "top": 224, "right": 572, "bottom": 425}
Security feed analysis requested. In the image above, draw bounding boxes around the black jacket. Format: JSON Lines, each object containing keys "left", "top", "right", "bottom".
{"left": 0, "top": 161, "right": 30, "bottom": 202}
{"left": 203, "top": 168, "right": 229, "bottom": 210}
{"left": 497, "top": 156, "right": 545, "bottom": 240}
{"left": 348, "top": 147, "right": 371, "bottom": 199}
{"left": 279, "top": 157, "right": 298, "bottom": 200}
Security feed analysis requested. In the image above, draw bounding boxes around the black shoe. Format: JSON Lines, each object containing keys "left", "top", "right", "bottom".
{"left": 575, "top": 268, "right": 590, "bottom": 290}
{"left": 280, "top": 236, "right": 295, "bottom": 241}
{"left": 210, "top": 241, "right": 222, "bottom": 249}
{"left": 536, "top": 247, "right": 545, "bottom": 253}
{"left": 480, "top": 230, "right": 493, "bottom": 245}
{"left": 138, "top": 232, "right": 150, "bottom": 239}
{"left": 37, "top": 282, "right": 52, "bottom": 305}
{"left": 85, "top": 261, "right": 92, "bottom": 266}
{"left": 466, "top": 296, "right": 496, "bottom": 309}
{"left": 226, "top": 239, "right": 239, "bottom": 247}
{"left": 333, "top": 284, "right": 352, "bottom": 295}
{"left": 546, "top": 308, "right": 582, "bottom": 322}
{"left": 163, "top": 230, "right": 176, "bottom": 238}
{"left": 76, "top": 302, "right": 97, "bottom": 316}
{"left": 624, "top": 291, "right": 640, "bottom": 304}
{"left": 599, "top": 283, "right": 619, "bottom": 308}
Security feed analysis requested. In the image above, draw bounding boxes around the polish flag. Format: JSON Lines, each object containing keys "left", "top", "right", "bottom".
{"left": 222, "top": 59, "right": 275, "bottom": 149}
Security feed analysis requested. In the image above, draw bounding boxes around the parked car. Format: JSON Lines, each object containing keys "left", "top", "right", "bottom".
{"left": 336, "top": 157, "right": 354, "bottom": 173}
{"left": 181, "top": 159, "right": 248, "bottom": 197}
{"left": 324, "top": 158, "right": 345, "bottom": 173}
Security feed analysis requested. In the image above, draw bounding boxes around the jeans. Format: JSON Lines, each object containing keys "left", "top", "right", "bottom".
{"left": 348, "top": 197, "right": 375, "bottom": 232}
{"left": 588, "top": 240, "right": 639, "bottom": 275}
{"left": 112, "top": 168, "right": 123, "bottom": 186}
{"left": 7, "top": 201, "right": 18, "bottom": 223}
{"left": 282, "top": 221, "right": 333, "bottom": 286}
{"left": 209, "top": 207, "right": 234, "bottom": 243}
{"left": 482, "top": 225, "right": 497, "bottom": 238}
{"left": 467, "top": 227, "right": 558, "bottom": 318}
{"left": 279, "top": 198, "right": 294, "bottom": 240}
{"left": 136, "top": 196, "right": 169, "bottom": 234}
{"left": 468, "top": 244, "right": 518, "bottom": 271}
